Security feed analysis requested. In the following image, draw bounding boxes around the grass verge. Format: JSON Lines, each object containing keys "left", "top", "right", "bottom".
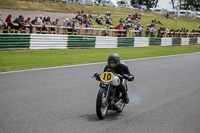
{"left": 1, "top": 45, "right": 200, "bottom": 72}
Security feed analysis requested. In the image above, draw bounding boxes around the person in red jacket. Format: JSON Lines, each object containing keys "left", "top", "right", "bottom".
{"left": 114, "top": 23, "right": 125, "bottom": 37}
{"left": 3, "top": 15, "right": 13, "bottom": 33}
{"left": 114, "top": 22, "right": 123, "bottom": 30}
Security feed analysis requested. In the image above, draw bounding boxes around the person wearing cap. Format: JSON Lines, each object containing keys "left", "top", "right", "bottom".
{"left": 63, "top": 18, "right": 69, "bottom": 26}
{"left": 69, "top": 19, "right": 76, "bottom": 27}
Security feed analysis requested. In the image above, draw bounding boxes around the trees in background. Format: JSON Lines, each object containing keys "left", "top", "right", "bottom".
{"left": 132, "top": 0, "right": 200, "bottom": 11}
{"left": 131, "top": 0, "right": 158, "bottom": 9}
{"left": 170, "top": 0, "right": 200, "bottom": 11}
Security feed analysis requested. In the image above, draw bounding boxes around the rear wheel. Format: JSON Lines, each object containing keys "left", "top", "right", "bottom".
{"left": 96, "top": 88, "right": 109, "bottom": 119}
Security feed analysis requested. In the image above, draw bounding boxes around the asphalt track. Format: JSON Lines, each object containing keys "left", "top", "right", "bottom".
{"left": 1, "top": 53, "right": 200, "bottom": 133}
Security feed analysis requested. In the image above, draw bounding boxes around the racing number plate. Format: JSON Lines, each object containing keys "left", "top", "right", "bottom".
{"left": 100, "top": 72, "right": 114, "bottom": 82}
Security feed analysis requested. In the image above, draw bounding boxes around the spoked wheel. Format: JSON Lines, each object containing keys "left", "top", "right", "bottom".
{"left": 96, "top": 88, "right": 109, "bottom": 119}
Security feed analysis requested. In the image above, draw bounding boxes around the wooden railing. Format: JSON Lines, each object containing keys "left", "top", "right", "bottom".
{"left": 0, "top": 23, "right": 140, "bottom": 37}
{"left": 1, "top": 23, "right": 200, "bottom": 37}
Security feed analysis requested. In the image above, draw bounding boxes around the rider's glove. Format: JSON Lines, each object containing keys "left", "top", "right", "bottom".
{"left": 93, "top": 73, "right": 101, "bottom": 81}
{"left": 123, "top": 74, "right": 134, "bottom": 81}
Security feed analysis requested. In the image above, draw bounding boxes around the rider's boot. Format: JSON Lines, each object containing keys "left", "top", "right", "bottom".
{"left": 123, "top": 92, "right": 129, "bottom": 104}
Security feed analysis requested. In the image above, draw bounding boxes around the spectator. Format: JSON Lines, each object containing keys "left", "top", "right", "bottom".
{"left": 105, "top": 16, "right": 112, "bottom": 25}
{"left": 51, "top": 19, "right": 59, "bottom": 32}
{"left": 119, "top": 18, "right": 125, "bottom": 24}
{"left": 106, "top": 10, "right": 111, "bottom": 16}
{"left": 115, "top": 22, "right": 125, "bottom": 37}
{"left": 166, "top": 26, "right": 170, "bottom": 33}
{"left": 25, "top": 17, "right": 31, "bottom": 24}
{"left": 5, "top": 14, "right": 13, "bottom": 24}
{"left": 147, "top": 23, "right": 151, "bottom": 27}
{"left": 75, "top": 21, "right": 82, "bottom": 27}
{"left": 96, "top": 15, "right": 104, "bottom": 25}
{"left": 126, "top": 15, "right": 133, "bottom": 23}
{"left": 103, "top": 24, "right": 109, "bottom": 36}
{"left": 13, "top": 15, "right": 24, "bottom": 33}
{"left": 63, "top": 18, "right": 69, "bottom": 26}
{"left": 139, "top": 25, "right": 143, "bottom": 37}
{"left": 52, "top": 19, "right": 59, "bottom": 26}
{"left": 85, "top": 20, "right": 91, "bottom": 28}
{"left": 157, "top": 27, "right": 161, "bottom": 37}
{"left": 145, "top": 28, "right": 150, "bottom": 37}
{"left": 88, "top": 12, "right": 94, "bottom": 19}
{"left": 3, "top": 14, "right": 13, "bottom": 33}
{"left": 134, "top": 24, "right": 138, "bottom": 30}
{"left": 114, "top": 22, "right": 124, "bottom": 30}
{"left": 24, "top": 17, "right": 33, "bottom": 33}
{"left": 31, "top": 16, "right": 39, "bottom": 25}
{"left": 37, "top": 15, "right": 43, "bottom": 25}
{"left": 109, "top": 24, "right": 114, "bottom": 29}
{"left": 69, "top": 19, "right": 76, "bottom": 27}
{"left": 150, "top": 26, "right": 155, "bottom": 37}
{"left": 42, "top": 17, "right": 46, "bottom": 23}
{"left": 45, "top": 16, "right": 52, "bottom": 25}
{"left": 0, "top": 12, "right": 2, "bottom": 28}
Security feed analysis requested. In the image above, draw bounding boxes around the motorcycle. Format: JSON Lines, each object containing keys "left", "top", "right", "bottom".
{"left": 93, "top": 70, "right": 128, "bottom": 119}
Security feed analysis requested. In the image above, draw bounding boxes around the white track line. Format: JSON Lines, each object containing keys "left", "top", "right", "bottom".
{"left": 1, "top": 52, "right": 200, "bottom": 75}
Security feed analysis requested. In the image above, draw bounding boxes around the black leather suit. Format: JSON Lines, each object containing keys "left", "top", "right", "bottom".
{"left": 103, "top": 61, "right": 134, "bottom": 95}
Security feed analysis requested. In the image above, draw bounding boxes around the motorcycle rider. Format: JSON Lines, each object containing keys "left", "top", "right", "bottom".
{"left": 94, "top": 53, "right": 134, "bottom": 104}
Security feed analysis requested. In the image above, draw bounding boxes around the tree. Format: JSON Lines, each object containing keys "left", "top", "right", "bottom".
{"left": 131, "top": 0, "right": 158, "bottom": 9}
{"left": 192, "top": 0, "right": 200, "bottom": 11}
{"left": 169, "top": 0, "right": 176, "bottom": 9}
{"left": 144, "top": 0, "right": 159, "bottom": 9}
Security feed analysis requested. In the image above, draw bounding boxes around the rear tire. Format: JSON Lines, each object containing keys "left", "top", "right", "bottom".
{"left": 96, "top": 88, "right": 108, "bottom": 119}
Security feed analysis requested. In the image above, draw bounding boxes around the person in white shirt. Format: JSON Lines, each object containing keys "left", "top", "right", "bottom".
{"left": 139, "top": 26, "right": 143, "bottom": 37}
{"left": 150, "top": 26, "right": 155, "bottom": 37}
{"left": 37, "top": 15, "right": 43, "bottom": 25}
{"left": 166, "top": 26, "right": 170, "bottom": 33}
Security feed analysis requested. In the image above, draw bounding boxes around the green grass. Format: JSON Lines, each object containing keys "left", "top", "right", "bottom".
{"left": 1, "top": 45, "right": 200, "bottom": 72}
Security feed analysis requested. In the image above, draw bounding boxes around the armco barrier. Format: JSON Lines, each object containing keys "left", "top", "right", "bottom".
{"left": 0, "top": 33, "right": 30, "bottom": 50}
{"left": 149, "top": 37, "right": 161, "bottom": 46}
{"left": 172, "top": 38, "right": 181, "bottom": 46}
{"left": 134, "top": 37, "right": 149, "bottom": 47}
{"left": 95, "top": 36, "right": 117, "bottom": 48}
{"left": 0, "top": 34, "right": 200, "bottom": 50}
{"left": 117, "top": 37, "right": 134, "bottom": 47}
{"left": 30, "top": 34, "right": 68, "bottom": 49}
{"left": 189, "top": 38, "right": 197, "bottom": 44}
{"left": 161, "top": 38, "right": 172, "bottom": 46}
{"left": 198, "top": 37, "right": 200, "bottom": 44}
{"left": 181, "top": 38, "right": 190, "bottom": 45}
{"left": 67, "top": 35, "right": 96, "bottom": 48}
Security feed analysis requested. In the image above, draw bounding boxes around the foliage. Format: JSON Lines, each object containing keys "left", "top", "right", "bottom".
{"left": 131, "top": 0, "right": 158, "bottom": 9}
{"left": 176, "top": 0, "right": 200, "bottom": 11}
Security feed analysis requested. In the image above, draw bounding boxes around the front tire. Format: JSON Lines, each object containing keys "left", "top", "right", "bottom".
{"left": 96, "top": 88, "right": 109, "bottom": 119}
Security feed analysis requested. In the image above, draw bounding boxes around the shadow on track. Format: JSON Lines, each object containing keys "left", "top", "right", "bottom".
{"left": 79, "top": 112, "right": 124, "bottom": 122}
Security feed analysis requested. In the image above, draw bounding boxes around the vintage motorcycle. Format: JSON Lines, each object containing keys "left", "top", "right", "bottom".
{"left": 93, "top": 70, "right": 128, "bottom": 119}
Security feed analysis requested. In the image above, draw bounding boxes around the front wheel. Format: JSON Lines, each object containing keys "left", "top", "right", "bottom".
{"left": 96, "top": 88, "right": 109, "bottom": 119}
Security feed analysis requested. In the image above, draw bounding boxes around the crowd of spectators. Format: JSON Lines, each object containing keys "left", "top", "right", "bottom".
{"left": 0, "top": 11, "right": 200, "bottom": 37}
